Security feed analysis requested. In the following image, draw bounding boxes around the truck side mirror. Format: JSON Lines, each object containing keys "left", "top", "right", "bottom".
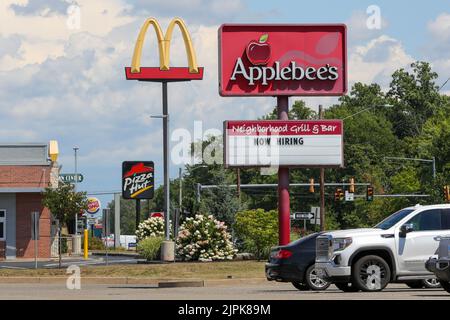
{"left": 400, "top": 223, "right": 414, "bottom": 238}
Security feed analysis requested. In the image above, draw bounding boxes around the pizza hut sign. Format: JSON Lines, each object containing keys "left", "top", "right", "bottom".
{"left": 219, "top": 24, "right": 347, "bottom": 96}
{"left": 122, "top": 161, "right": 154, "bottom": 199}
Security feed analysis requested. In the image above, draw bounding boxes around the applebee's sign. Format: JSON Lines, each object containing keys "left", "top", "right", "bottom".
{"left": 219, "top": 24, "right": 347, "bottom": 96}
{"left": 224, "top": 120, "right": 344, "bottom": 167}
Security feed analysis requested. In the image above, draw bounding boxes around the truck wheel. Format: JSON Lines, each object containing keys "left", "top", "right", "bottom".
{"left": 422, "top": 278, "right": 441, "bottom": 289}
{"left": 291, "top": 282, "right": 310, "bottom": 291}
{"left": 305, "top": 265, "right": 330, "bottom": 291}
{"left": 352, "top": 255, "right": 391, "bottom": 292}
{"left": 335, "top": 282, "right": 359, "bottom": 292}
{"left": 441, "top": 282, "right": 450, "bottom": 293}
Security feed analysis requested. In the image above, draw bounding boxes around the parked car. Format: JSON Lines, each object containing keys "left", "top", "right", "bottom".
{"left": 315, "top": 204, "right": 449, "bottom": 292}
{"left": 426, "top": 235, "right": 450, "bottom": 293}
{"left": 266, "top": 232, "right": 330, "bottom": 291}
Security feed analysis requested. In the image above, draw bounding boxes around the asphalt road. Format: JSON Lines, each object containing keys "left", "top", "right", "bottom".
{"left": 0, "top": 282, "right": 448, "bottom": 300}
{"left": 0, "top": 255, "right": 137, "bottom": 269}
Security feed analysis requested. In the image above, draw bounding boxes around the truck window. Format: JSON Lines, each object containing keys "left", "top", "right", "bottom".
{"left": 406, "top": 209, "right": 442, "bottom": 231}
{"left": 375, "top": 209, "right": 414, "bottom": 230}
{"left": 442, "top": 209, "right": 450, "bottom": 230}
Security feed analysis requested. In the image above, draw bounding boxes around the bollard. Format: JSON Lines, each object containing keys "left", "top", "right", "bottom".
{"left": 84, "top": 229, "right": 88, "bottom": 260}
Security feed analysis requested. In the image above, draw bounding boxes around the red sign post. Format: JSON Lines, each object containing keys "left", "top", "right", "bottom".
{"left": 219, "top": 24, "right": 347, "bottom": 245}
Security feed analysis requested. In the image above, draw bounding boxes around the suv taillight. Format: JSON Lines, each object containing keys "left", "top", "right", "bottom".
{"left": 275, "top": 249, "right": 292, "bottom": 259}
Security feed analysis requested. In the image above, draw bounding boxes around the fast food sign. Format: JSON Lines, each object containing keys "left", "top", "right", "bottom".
{"left": 122, "top": 161, "right": 154, "bottom": 199}
{"left": 87, "top": 197, "right": 101, "bottom": 215}
{"left": 224, "top": 120, "right": 343, "bottom": 167}
{"left": 218, "top": 24, "right": 347, "bottom": 96}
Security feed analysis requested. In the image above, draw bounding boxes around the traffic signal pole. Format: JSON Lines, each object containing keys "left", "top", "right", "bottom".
{"left": 278, "top": 96, "right": 290, "bottom": 245}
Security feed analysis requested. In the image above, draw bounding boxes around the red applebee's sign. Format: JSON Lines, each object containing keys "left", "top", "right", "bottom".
{"left": 219, "top": 24, "right": 347, "bottom": 96}
{"left": 224, "top": 120, "right": 343, "bottom": 167}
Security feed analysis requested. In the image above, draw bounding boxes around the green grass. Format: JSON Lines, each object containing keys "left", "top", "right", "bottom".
{"left": 0, "top": 261, "right": 266, "bottom": 279}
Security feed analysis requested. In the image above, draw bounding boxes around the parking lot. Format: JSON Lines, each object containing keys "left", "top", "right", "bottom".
{"left": 0, "top": 282, "right": 448, "bottom": 300}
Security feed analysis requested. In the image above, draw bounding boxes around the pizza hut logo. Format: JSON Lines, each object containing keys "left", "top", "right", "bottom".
{"left": 122, "top": 161, "right": 154, "bottom": 199}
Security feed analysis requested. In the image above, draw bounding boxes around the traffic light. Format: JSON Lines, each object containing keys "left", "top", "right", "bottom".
{"left": 335, "top": 188, "right": 344, "bottom": 202}
{"left": 366, "top": 186, "right": 374, "bottom": 201}
{"left": 309, "top": 178, "right": 315, "bottom": 193}
{"left": 444, "top": 185, "right": 450, "bottom": 202}
{"left": 349, "top": 178, "right": 355, "bottom": 193}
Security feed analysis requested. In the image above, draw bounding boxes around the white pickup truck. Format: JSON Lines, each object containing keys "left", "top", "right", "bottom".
{"left": 315, "top": 204, "right": 450, "bottom": 292}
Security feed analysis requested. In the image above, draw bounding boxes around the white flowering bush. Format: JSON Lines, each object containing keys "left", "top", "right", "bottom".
{"left": 176, "top": 214, "right": 237, "bottom": 262}
{"left": 136, "top": 217, "right": 165, "bottom": 241}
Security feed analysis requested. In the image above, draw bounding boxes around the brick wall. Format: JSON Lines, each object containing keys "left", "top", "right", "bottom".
{"left": 0, "top": 241, "right": 5, "bottom": 260}
{"left": 15, "top": 193, "right": 51, "bottom": 258}
{"left": 0, "top": 166, "right": 50, "bottom": 188}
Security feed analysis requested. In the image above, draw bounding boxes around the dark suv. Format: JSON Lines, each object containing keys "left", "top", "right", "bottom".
{"left": 426, "top": 236, "right": 450, "bottom": 293}
{"left": 266, "top": 232, "right": 330, "bottom": 291}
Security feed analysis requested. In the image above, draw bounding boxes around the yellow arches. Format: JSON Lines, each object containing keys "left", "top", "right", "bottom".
{"left": 130, "top": 17, "right": 199, "bottom": 74}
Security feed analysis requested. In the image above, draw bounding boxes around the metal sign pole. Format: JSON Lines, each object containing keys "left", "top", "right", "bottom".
{"left": 103, "top": 209, "right": 110, "bottom": 266}
{"left": 31, "top": 212, "right": 39, "bottom": 269}
{"left": 162, "top": 81, "right": 170, "bottom": 241}
{"left": 277, "top": 96, "right": 290, "bottom": 245}
{"left": 74, "top": 147, "right": 79, "bottom": 235}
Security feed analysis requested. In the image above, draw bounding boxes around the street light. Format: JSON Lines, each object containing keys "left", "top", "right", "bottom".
{"left": 342, "top": 104, "right": 393, "bottom": 121}
{"left": 73, "top": 146, "right": 79, "bottom": 235}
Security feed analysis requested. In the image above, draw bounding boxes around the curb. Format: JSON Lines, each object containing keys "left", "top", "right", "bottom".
{"left": 90, "top": 252, "right": 139, "bottom": 258}
{"left": 0, "top": 277, "right": 268, "bottom": 287}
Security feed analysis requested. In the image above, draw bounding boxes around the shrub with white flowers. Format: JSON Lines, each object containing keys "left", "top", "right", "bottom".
{"left": 176, "top": 214, "right": 237, "bottom": 262}
{"left": 136, "top": 217, "right": 165, "bottom": 241}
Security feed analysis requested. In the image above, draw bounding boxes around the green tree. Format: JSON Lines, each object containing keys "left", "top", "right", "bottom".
{"left": 387, "top": 61, "right": 442, "bottom": 139}
{"left": 42, "top": 182, "right": 88, "bottom": 268}
{"left": 234, "top": 209, "right": 278, "bottom": 260}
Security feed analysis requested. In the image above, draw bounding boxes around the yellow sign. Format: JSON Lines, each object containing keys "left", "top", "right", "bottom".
{"left": 131, "top": 17, "right": 199, "bottom": 74}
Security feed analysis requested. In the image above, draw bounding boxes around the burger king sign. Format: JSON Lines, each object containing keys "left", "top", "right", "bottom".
{"left": 87, "top": 197, "right": 101, "bottom": 215}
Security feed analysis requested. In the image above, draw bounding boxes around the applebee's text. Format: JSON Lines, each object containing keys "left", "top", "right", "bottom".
{"left": 231, "top": 58, "right": 339, "bottom": 85}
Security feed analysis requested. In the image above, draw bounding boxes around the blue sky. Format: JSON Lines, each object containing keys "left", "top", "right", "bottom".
{"left": 0, "top": 0, "right": 449, "bottom": 211}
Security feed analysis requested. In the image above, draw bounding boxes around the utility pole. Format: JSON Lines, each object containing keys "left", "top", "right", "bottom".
{"left": 179, "top": 167, "right": 182, "bottom": 213}
{"left": 319, "top": 105, "right": 325, "bottom": 231}
{"left": 237, "top": 168, "right": 241, "bottom": 202}
{"left": 74, "top": 146, "right": 79, "bottom": 235}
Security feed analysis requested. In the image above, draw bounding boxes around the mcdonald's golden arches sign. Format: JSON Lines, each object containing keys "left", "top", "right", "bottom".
{"left": 125, "top": 18, "right": 204, "bottom": 81}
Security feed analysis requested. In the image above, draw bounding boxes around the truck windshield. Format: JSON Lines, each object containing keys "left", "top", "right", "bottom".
{"left": 374, "top": 209, "right": 414, "bottom": 230}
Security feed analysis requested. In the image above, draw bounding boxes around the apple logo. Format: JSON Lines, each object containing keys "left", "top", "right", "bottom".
{"left": 246, "top": 34, "right": 271, "bottom": 65}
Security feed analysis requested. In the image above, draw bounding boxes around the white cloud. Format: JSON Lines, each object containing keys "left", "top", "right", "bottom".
{"left": 428, "top": 12, "right": 450, "bottom": 41}
{"left": 348, "top": 35, "right": 414, "bottom": 89}
{"left": 346, "top": 10, "right": 389, "bottom": 44}
{"left": 423, "top": 12, "right": 450, "bottom": 92}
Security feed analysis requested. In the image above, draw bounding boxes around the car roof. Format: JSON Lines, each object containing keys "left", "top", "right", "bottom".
{"left": 404, "top": 204, "right": 450, "bottom": 211}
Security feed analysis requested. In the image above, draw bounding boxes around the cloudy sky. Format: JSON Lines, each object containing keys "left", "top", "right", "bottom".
{"left": 0, "top": 0, "right": 449, "bottom": 207}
